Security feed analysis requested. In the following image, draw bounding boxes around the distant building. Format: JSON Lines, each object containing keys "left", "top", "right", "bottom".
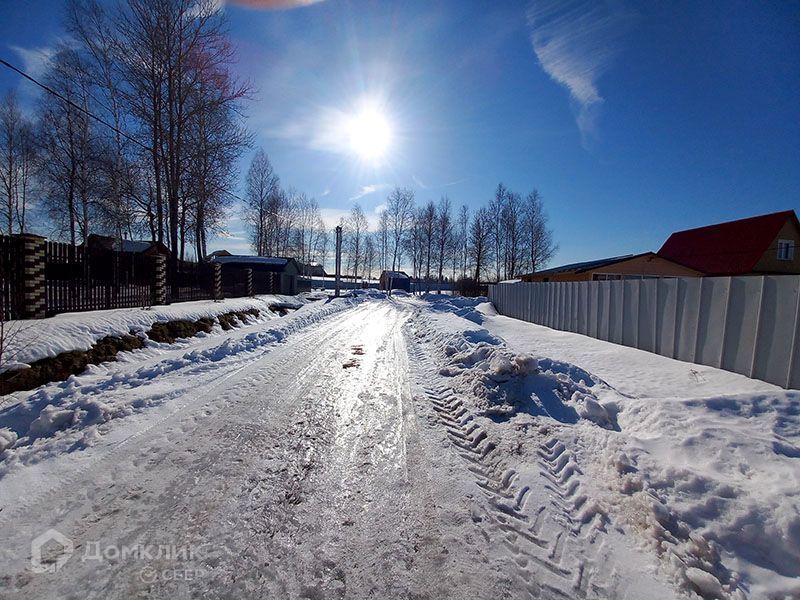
{"left": 520, "top": 252, "right": 700, "bottom": 283}
{"left": 303, "top": 263, "right": 327, "bottom": 277}
{"left": 206, "top": 249, "right": 232, "bottom": 259}
{"left": 379, "top": 270, "right": 411, "bottom": 292}
{"left": 118, "top": 240, "right": 171, "bottom": 257}
{"left": 209, "top": 255, "right": 301, "bottom": 295}
{"left": 658, "top": 210, "right": 800, "bottom": 276}
{"left": 85, "top": 234, "right": 170, "bottom": 258}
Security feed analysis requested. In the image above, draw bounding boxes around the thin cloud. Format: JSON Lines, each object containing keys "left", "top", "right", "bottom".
{"left": 349, "top": 183, "right": 390, "bottom": 201}
{"left": 527, "top": 0, "right": 635, "bottom": 141}
{"left": 411, "top": 175, "right": 428, "bottom": 190}
{"left": 8, "top": 44, "right": 56, "bottom": 80}
{"left": 320, "top": 207, "right": 380, "bottom": 230}
{"left": 228, "top": 0, "right": 323, "bottom": 9}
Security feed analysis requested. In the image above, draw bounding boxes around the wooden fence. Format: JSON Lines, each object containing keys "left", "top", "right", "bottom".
{"left": 45, "top": 241, "right": 156, "bottom": 316}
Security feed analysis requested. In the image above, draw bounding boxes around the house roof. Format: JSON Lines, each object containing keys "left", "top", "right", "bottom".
{"left": 120, "top": 240, "right": 154, "bottom": 253}
{"left": 209, "top": 255, "right": 302, "bottom": 273}
{"left": 211, "top": 255, "right": 289, "bottom": 266}
{"left": 524, "top": 253, "right": 651, "bottom": 276}
{"left": 381, "top": 270, "right": 410, "bottom": 279}
{"left": 118, "top": 240, "right": 170, "bottom": 255}
{"left": 207, "top": 249, "right": 232, "bottom": 258}
{"left": 658, "top": 210, "right": 799, "bottom": 275}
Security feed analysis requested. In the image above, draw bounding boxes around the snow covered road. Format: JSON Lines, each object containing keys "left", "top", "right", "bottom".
{"left": 0, "top": 299, "right": 508, "bottom": 598}
{"left": 0, "top": 295, "right": 797, "bottom": 599}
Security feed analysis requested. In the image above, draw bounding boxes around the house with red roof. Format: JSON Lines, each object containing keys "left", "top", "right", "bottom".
{"left": 658, "top": 210, "right": 800, "bottom": 276}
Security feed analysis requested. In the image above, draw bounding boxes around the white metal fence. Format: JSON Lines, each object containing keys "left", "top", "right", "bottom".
{"left": 488, "top": 276, "right": 800, "bottom": 389}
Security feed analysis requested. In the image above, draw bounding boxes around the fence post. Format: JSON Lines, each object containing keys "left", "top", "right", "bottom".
{"left": 151, "top": 254, "right": 167, "bottom": 306}
{"left": 14, "top": 234, "right": 46, "bottom": 319}
{"left": 245, "top": 268, "right": 253, "bottom": 297}
{"left": 212, "top": 263, "right": 223, "bottom": 300}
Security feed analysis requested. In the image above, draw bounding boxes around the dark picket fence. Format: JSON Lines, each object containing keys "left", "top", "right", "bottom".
{"left": 221, "top": 265, "right": 251, "bottom": 299}
{"left": 0, "top": 235, "right": 20, "bottom": 321}
{"left": 253, "top": 270, "right": 281, "bottom": 295}
{"left": 170, "top": 260, "right": 214, "bottom": 303}
{"left": 0, "top": 234, "right": 305, "bottom": 320}
{"left": 45, "top": 241, "right": 156, "bottom": 316}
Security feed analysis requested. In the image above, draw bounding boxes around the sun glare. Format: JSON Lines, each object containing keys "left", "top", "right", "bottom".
{"left": 347, "top": 107, "right": 392, "bottom": 162}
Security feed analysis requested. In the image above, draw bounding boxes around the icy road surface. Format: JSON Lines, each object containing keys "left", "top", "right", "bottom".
{"left": 2, "top": 295, "right": 792, "bottom": 598}
{"left": 0, "top": 300, "right": 514, "bottom": 598}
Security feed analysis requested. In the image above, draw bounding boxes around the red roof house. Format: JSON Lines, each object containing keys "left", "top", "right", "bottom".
{"left": 658, "top": 210, "right": 800, "bottom": 276}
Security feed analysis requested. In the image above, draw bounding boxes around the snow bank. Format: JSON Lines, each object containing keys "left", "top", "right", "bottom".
{"left": 412, "top": 304, "right": 615, "bottom": 427}
{"left": 1, "top": 295, "right": 303, "bottom": 369}
{"left": 413, "top": 294, "right": 800, "bottom": 599}
{"left": 0, "top": 295, "right": 360, "bottom": 475}
{"left": 600, "top": 393, "right": 800, "bottom": 598}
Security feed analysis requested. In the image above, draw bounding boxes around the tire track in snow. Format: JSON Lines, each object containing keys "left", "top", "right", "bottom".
{"left": 405, "top": 325, "right": 617, "bottom": 599}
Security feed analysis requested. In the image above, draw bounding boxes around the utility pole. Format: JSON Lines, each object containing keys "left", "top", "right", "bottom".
{"left": 334, "top": 225, "right": 342, "bottom": 298}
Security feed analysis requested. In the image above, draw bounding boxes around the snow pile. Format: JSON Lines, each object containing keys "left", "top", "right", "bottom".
{"left": 0, "top": 295, "right": 362, "bottom": 475}
{"left": 413, "top": 314, "right": 614, "bottom": 429}
{"left": 1, "top": 294, "right": 304, "bottom": 369}
{"left": 600, "top": 393, "right": 800, "bottom": 598}
{"left": 413, "top": 294, "right": 800, "bottom": 599}
{"left": 425, "top": 294, "right": 492, "bottom": 325}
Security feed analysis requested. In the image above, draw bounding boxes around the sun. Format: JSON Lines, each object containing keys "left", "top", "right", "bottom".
{"left": 347, "top": 107, "right": 392, "bottom": 162}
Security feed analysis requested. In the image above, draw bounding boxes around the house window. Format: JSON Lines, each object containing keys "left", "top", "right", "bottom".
{"left": 592, "top": 273, "right": 622, "bottom": 281}
{"left": 777, "top": 239, "right": 795, "bottom": 261}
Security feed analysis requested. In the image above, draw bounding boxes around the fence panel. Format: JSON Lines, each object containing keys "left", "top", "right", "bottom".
{"left": 45, "top": 243, "right": 154, "bottom": 316}
{"left": 656, "top": 278, "right": 678, "bottom": 357}
{"left": 695, "top": 277, "right": 730, "bottom": 368}
{"left": 675, "top": 277, "right": 702, "bottom": 363}
{"left": 488, "top": 275, "right": 800, "bottom": 389}
{"left": 622, "top": 280, "right": 639, "bottom": 348}
{"left": 221, "top": 265, "right": 250, "bottom": 298}
{"left": 638, "top": 280, "right": 657, "bottom": 353}
{"left": 721, "top": 276, "right": 763, "bottom": 376}
{"left": 170, "top": 261, "right": 214, "bottom": 303}
{"left": 752, "top": 276, "right": 800, "bottom": 385}
{"left": 0, "top": 236, "right": 18, "bottom": 320}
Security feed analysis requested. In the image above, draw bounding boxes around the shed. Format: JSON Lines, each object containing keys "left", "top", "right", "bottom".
{"left": 379, "top": 270, "right": 411, "bottom": 292}
{"left": 210, "top": 255, "right": 301, "bottom": 295}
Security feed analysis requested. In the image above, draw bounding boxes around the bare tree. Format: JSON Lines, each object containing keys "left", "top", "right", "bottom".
{"left": 488, "top": 183, "right": 508, "bottom": 282}
{"left": 0, "top": 91, "right": 36, "bottom": 234}
{"left": 470, "top": 207, "right": 492, "bottom": 282}
{"left": 116, "top": 0, "right": 249, "bottom": 268}
{"left": 405, "top": 207, "right": 425, "bottom": 283}
{"left": 501, "top": 191, "right": 523, "bottom": 279}
{"left": 522, "top": 189, "right": 557, "bottom": 273}
{"left": 435, "top": 195, "right": 453, "bottom": 292}
{"left": 363, "top": 235, "right": 376, "bottom": 281}
{"left": 38, "top": 48, "right": 100, "bottom": 245}
{"left": 420, "top": 200, "right": 436, "bottom": 288}
{"left": 377, "top": 209, "right": 389, "bottom": 272}
{"left": 345, "top": 203, "right": 368, "bottom": 279}
{"left": 243, "top": 149, "right": 280, "bottom": 255}
{"left": 385, "top": 186, "right": 415, "bottom": 270}
{"left": 457, "top": 204, "right": 469, "bottom": 280}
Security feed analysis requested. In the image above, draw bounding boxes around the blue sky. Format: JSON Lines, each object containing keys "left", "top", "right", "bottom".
{"left": 1, "top": 0, "right": 799, "bottom": 266}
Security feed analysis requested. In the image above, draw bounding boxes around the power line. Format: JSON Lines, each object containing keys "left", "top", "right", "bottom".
{"left": 0, "top": 57, "right": 150, "bottom": 152}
